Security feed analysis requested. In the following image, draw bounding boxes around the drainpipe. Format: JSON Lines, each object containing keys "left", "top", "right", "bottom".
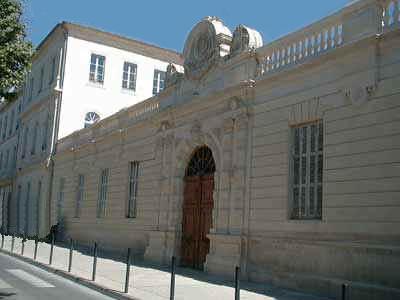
{"left": 45, "top": 24, "right": 68, "bottom": 236}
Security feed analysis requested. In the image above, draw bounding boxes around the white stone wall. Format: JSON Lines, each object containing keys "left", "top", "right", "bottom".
{"left": 59, "top": 35, "right": 173, "bottom": 139}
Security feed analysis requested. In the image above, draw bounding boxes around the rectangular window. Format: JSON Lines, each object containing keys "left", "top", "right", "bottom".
{"left": 21, "top": 127, "right": 28, "bottom": 159}
{"left": 0, "top": 152, "right": 3, "bottom": 170}
{"left": 16, "top": 185, "right": 21, "bottom": 232}
{"left": 36, "top": 181, "right": 42, "bottom": 235}
{"left": 152, "top": 69, "right": 166, "bottom": 95}
{"left": 28, "top": 77, "right": 34, "bottom": 101}
{"left": 89, "top": 54, "right": 106, "bottom": 84}
{"left": 39, "top": 66, "right": 44, "bottom": 93}
{"left": 42, "top": 116, "right": 49, "bottom": 151}
{"left": 5, "top": 149, "right": 9, "bottom": 169}
{"left": 97, "top": 168, "right": 109, "bottom": 218}
{"left": 57, "top": 178, "right": 65, "bottom": 223}
{"left": 25, "top": 182, "right": 31, "bottom": 234}
{"left": 127, "top": 161, "right": 139, "bottom": 218}
{"left": 290, "top": 120, "right": 323, "bottom": 220}
{"left": 31, "top": 122, "right": 39, "bottom": 155}
{"left": 122, "top": 62, "right": 137, "bottom": 90}
{"left": 2, "top": 115, "right": 7, "bottom": 139}
{"left": 49, "top": 56, "right": 56, "bottom": 85}
{"left": 8, "top": 110, "right": 14, "bottom": 137}
{"left": 75, "top": 174, "right": 84, "bottom": 218}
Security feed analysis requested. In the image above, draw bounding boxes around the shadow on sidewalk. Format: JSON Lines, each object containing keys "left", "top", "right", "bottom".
{"left": 52, "top": 240, "right": 328, "bottom": 300}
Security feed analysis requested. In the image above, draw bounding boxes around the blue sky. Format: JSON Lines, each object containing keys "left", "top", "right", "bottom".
{"left": 25, "top": 0, "right": 349, "bottom": 52}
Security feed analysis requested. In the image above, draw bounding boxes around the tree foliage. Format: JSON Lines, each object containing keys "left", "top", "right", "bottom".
{"left": 0, "top": 0, "right": 32, "bottom": 101}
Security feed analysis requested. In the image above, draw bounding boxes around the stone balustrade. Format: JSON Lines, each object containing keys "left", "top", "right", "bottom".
{"left": 257, "top": 0, "right": 395, "bottom": 77}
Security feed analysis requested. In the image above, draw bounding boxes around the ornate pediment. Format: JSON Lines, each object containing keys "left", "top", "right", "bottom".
{"left": 183, "top": 17, "right": 232, "bottom": 80}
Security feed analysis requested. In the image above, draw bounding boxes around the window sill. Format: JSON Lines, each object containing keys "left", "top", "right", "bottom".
{"left": 121, "top": 88, "right": 136, "bottom": 95}
{"left": 288, "top": 218, "right": 323, "bottom": 223}
{"left": 87, "top": 81, "right": 105, "bottom": 89}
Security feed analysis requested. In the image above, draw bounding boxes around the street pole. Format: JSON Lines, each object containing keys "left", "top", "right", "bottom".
{"left": 124, "top": 248, "right": 132, "bottom": 293}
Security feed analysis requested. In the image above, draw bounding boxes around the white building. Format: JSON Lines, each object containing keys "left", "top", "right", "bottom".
{"left": 1, "top": 22, "right": 182, "bottom": 237}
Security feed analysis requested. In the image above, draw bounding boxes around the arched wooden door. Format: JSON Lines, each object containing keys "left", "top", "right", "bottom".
{"left": 181, "top": 146, "right": 215, "bottom": 270}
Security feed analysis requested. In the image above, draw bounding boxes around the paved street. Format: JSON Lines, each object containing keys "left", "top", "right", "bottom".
{"left": 0, "top": 252, "right": 115, "bottom": 300}
{"left": 0, "top": 236, "right": 332, "bottom": 300}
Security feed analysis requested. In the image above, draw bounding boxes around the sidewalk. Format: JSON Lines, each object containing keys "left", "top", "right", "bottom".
{"left": 0, "top": 235, "right": 331, "bottom": 300}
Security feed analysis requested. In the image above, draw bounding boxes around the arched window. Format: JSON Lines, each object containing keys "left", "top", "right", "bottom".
{"left": 185, "top": 146, "right": 216, "bottom": 177}
{"left": 84, "top": 112, "right": 100, "bottom": 128}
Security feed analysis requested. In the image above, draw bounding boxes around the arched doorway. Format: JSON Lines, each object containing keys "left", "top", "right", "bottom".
{"left": 181, "top": 145, "right": 215, "bottom": 270}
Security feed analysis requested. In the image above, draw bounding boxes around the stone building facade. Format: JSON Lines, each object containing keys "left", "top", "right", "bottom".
{"left": 51, "top": 0, "right": 399, "bottom": 299}
{"left": 1, "top": 22, "right": 182, "bottom": 238}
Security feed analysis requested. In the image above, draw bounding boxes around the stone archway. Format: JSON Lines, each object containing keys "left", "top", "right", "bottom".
{"left": 180, "top": 145, "right": 215, "bottom": 270}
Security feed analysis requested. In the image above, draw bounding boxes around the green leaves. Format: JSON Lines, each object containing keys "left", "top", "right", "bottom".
{"left": 0, "top": 0, "right": 33, "bottom": 102}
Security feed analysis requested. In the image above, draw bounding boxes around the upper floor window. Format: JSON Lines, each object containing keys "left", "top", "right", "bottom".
{"left": 89, "top": 54, "right": 105, "bottom": 84}
{"left": 127, "top": 161, "right": 139, "bottom": 218}
{"left": 49, "top": 56, "right": 56, "bottom": 85}
{"left": 97, "top": 168, "right": 109, "bottom": 218}
{"left": 39, "top": 66, "right": 44, "bottom": 93}
{"left": 84, "top": 111, "right": 100, "bottom": 128}
{"left": 290, "top": 120, "right": 323, "bottom": 220}
{"left": 152, "top": 69, "right": 165, "bottom": 95}
{"left": 122, "top": 62, "right": 137, "bottom": 91}
{"left": 75, "top": 174, "right": 85, "bottom": 218}
{"left": 0, "top": 152, "right": 3, "bottom": 170}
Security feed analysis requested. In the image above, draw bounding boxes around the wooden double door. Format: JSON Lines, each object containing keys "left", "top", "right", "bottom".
{"left": 181, "top": 175, "right": 214, "bottom": 270}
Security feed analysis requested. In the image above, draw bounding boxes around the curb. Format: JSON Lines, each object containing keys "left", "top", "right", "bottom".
{"left": 0, "top": 248, "right": 140, "bottom": 300}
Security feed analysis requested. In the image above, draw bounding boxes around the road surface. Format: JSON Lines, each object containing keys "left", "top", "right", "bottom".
{"left": 0, "top": 252, "right": 116, "bottom": 300}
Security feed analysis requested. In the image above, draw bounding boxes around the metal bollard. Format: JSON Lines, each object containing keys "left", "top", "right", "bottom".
{"left": 11, "top": 235, "right": 15, "bottom": 252}
{"left": 21, "top": 236, "right": 25, "bottom": 256}
{"left": 34, "top": 237, "right": 38, "bottom": 260}
{"left": 124, "top": 248, "right": 132, "bottom": 293}
{"left": 341, "top": 283, "right": 348, "bottom": 300}
{"left": 92, "top": 242, "right": 98, "bottom": 281}
{"left": 49, "top": 233, "right": 55, "bottom": 265}
{"left": 170, "top": 256, "right": 176, "bottom": 300}
{"left": 1, "top": 234, "right": 4, "bottom": 249}
{"left": 68, "top": 239, "right": 74, "bottom": 272}
{"left": 235, "top": 266, "right": 241, "bottom": 300}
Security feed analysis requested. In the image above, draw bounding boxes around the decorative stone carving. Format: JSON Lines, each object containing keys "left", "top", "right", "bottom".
{"left": 165, "top": 63, "right": 183, "bottom": 88}
{"left": 230, "top": 25, "right": 263, "bottom": 56}
{"left": 183, "top": 17, "right": 232, "bottom": 80}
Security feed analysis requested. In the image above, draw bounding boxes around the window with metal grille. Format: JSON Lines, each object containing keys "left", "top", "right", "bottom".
{"left": 75, "top": 174, "right": 84, "bottom": 218}
{"left": 89, "top": 54, "right": 106, "bottom": 84}
{"left": 97, "top": 168, "right": 109, "bottom": 218}
{"left": 127, "top": 161, "right": 139, "bottom": 218}
{"left": 152, "top": 69, "right": 165, "bottom": 95}
{"left": 25, "top": 182, "right": 31, "bottom": 234}
{"left": 290, "top": 120, "right": 323, "bottom": 220}
{"left": 57, "top": 178, "right": 65, "bottom": 223}
{"left": 122, "top": 62, "right": 137, "bottom": 90}
{"left": 36, "top": 181, "right": 42, "bottom": 235}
